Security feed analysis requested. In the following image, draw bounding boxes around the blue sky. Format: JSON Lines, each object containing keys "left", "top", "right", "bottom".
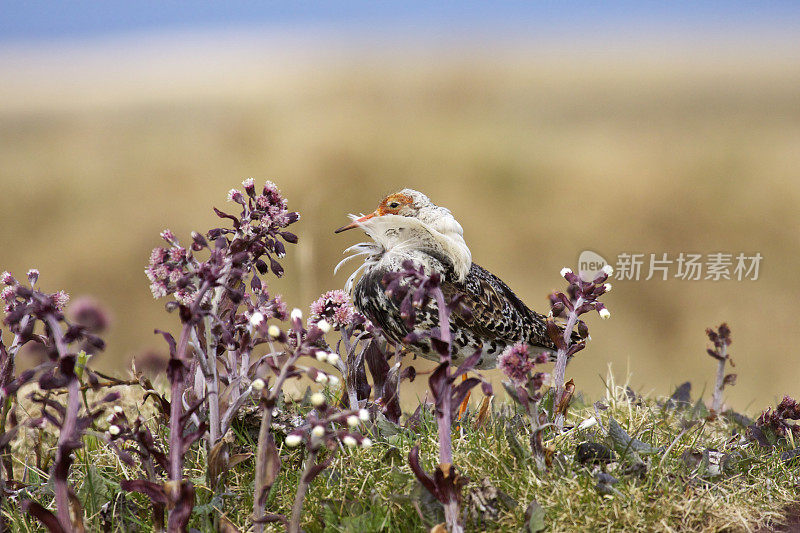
{"left": 1, "top": 1, "right": 799, "bottom": 44}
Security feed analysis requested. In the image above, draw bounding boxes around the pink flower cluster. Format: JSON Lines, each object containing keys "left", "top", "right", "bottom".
{"left": 228, "top": 179, "right": 296, "bottom": 231}
{"left": 250, "top": 288, "right": 288, "bottom": 322}
{"left": 1, "top": 269, "right": 69, "bottom": 313}
{"left": 308, "top": 289, "right": 355, "bottom": 330}
{"left": 498, "top": 343, "right": 547, "bottom": 386}
{"left": 145, "top": 234, "right": 194, "bottom": 302}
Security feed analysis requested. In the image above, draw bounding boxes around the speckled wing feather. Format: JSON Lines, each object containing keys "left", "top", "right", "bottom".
{"left": 441, "top": 263, "right": 557, "bottom": 351}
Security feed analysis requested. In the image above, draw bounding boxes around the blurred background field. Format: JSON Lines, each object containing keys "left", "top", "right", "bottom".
{"left": 1, "top": 3, "right": 799, "bottom": 410}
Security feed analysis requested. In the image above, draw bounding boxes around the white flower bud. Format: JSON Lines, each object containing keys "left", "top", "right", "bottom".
{"left": 268, "top": 325, "right": 281, "bottom": 338}
{"left": 361, "top": 437, "right": 372, "bottom": 448}
{"left": 326, "top": 352, "right": 340, "bottom": 365}
{"left": 603, "top": 283, "right": 612, "bottom": 293}
{"left": 290, "top": 308, "right": 303, "bottom": 321}
{"left": 315, "top": 373, "right": 328, "bottom": 384}
{"left": 251, "top": 378, "right": 266, "bottom": 391}
{"left": 599, "top": 308, "right": 611, "bottom": 319}
{"left": 285, "top": 434, "right": 302, "bottom": 447}
{"left": 315, "top": 350, "right": 328, "bottom": 362}
{"left": 249, "top": 312, "right": 265, "bottom": 328}
{"left": 560, "top": 267, "right": 573, "bottom": 277}
{"left": 359, "top": 408, "right": 370, "bottom": 421}
{"left": 317, "top": 319, "right": 332, "bottom": 334}
{"left": 347, "top": 415, "right": 359, "bottom": 427}
{"left": 311, "top": 425, "right": 325, "bottom": 438}
{"left": 108, "top": 425, "right": 121, "bottom": 436}
{"left": 114, "top": 405, "right": 124, "bottom": 414}
{"left": 106, "top": 414, "right": 115, "bottom": 423}
{"left": 327, "top": 375, "right": 340, "bottom": 387}
{"left": 602, "top": 264, "right": 614, "bottom": 275}
{"left": 310, "top": 392, "right": 326, "bottom": 406}
{"left": 343, "top": 436, "right": 357, "bottom": 448}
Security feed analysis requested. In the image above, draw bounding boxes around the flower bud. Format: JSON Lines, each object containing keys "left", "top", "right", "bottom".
{"left": 249, "top": 312, "right": 265, "bottom": 328}
{"left": 227, "top": 189, "right": 244, "bottom": 204}
{"left": 361, "top": 437, "right": 372, "bottom": 448}
{"left": 577, "top": 320, "right": 589, "bottom": 339}
{"left": 315, "top": 350, "right": 328, "bottom": 362}
{"left": 343, "top": 436, "right": 357, "bottom": 448}
{"left": 251, "top": 378, "right": 266, "bottom": 391}
{"left": 359, "top": 408, "right": 370, "bottom": 421}
{"left": 326, "top": 352, "right": 340, "bottom": 365}
{"left": 290, "top": 308, "right": 303, "bottom": 321}
{"left": 602, "top": 264, "right": 614, "bottom": 276}
{"left": 311, "top": 425, "right": 325, "bottom": 438}
{"left": 603, "top": 283, "right": 612, "bottom": 293}
{"left": 327, "top": 375, "right": 340, "bottom": 387}
{"left": 108, "top": 425, "right": 120, "bottom": 436}
{"left": 560, "top": 267, "right": 573, "bottom": 277}
{"left": 268, "top": 325, "right": 281, "bottom": 338}
{"left": 285, "top": 434, "right": 302, "bottom": 447}
{"left": 317, "top": 319, "right": 332, "bottom": 334}
{"left": 347, "top": 415, "right": 359, "bottom": 427}
{"left": 114, "top": 405, "right": 124, "bottom": 414}
{"left": 599, "top": 308, "right": 611, "bottom": 319}
{"left": 310, "top": 392, "right": 326, "bottom": 406}
{"left": 315, "top": 373, "right": 328, "bottom": 384}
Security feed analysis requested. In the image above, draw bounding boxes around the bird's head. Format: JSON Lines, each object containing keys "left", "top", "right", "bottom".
{"left": 334, "top": 189, "right": 472, "bottom": 282}
{"left": 334, "top": 189, "right": 432, "bottom": 233}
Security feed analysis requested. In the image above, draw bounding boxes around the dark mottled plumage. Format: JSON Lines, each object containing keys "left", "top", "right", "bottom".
{"left": 355, "top": 255, "right": 571, "bottom": 369}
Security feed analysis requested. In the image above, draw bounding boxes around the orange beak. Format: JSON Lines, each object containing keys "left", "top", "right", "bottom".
{"left": 334, "top": 212, "right": 377, "bottom": 233}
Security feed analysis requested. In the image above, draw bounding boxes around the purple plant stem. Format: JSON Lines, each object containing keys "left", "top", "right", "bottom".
{"left": 552, "top": 297, "right": 582, "bottom": 429}
{"left": 0, "top": 314, "right": 27, "bottom": 506}
{"left": 253, "top": 349, "right": 301, "bottom": 532}
{"left": 203, "top": 314, "right": 221, "bottom": 447}
{"left": 711, "top": 344, "right": 728, "bottom": 413}
{"left": 432, "top": 290, "right": 453, "bottom": 466}
{"left": 169, "top": 321, "right": 192, "bottom": 482}
{"left": 252, "top": 406, "right": 274, "bottom": 533}
{"left": 287, "top": 449, "right": 317, "bottom": 533}
{"left": 168, "top": 281, "right": 211, "bottom": 482}
{"left": 46, "top": 315, "right": 81, "bottom": 532}
{"left": 432, "top": 289, "right": 462, "bottom": 533}
{"left": 339, "top": 331, "right": 360, "bottom": 410}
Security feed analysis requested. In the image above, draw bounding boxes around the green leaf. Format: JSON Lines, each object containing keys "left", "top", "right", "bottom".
{"left": 505, "top": 422, "right": 531, "bottom": 462}
{"left": 523, "top": 499, "right": 546, "bottom": 532}
{"left": 607, "top": 417, "right": 658, "bottom": 459}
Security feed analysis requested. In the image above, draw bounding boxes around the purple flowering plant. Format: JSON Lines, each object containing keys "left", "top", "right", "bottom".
{"left": 1, "top": 270, "right": 120, "bottom": 532}
{"left": 748, "top": 396, "right": 800, "bottom": 448}
{"left": 383, "top": 260, "right": 492, "bottom": 533}
{"left": 706, "top": 323, "right": 735, "bottom": 416}
{"left": 547, "top": 266, "right": 612, "bottom": 429}
{"left": 0, "top": 181, "right": 378, "bottom": 532}
{"left": 498, "top": 343, "right": 552, "bottom": 471}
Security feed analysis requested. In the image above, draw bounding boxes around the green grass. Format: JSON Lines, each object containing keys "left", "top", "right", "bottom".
{"left": 4, "top": 375, "right": 798, "bottom": 532}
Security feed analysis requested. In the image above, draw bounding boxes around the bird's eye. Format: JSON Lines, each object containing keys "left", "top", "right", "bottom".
{"left": 389, "top": 202, "right": 400, "bottom": 209}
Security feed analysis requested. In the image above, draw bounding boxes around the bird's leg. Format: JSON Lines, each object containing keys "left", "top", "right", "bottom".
{"left": 472, "top": 395, "right": 492, "bottom": 430}
{"left": 457, "top": 374, "right": 471, "bottom": 420}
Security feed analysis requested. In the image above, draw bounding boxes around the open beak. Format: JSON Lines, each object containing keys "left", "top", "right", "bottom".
{"left": 334, "top": 212, "right": 377, "bottom": 234}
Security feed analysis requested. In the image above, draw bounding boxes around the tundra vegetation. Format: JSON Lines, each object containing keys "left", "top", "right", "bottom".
{"left": 0, "top": 181, "right": 797, "bottom": 532}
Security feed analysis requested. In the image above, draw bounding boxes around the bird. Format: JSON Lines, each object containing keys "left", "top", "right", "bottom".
{"left": 334, "top": 189, "right": 579, "bottom": 370}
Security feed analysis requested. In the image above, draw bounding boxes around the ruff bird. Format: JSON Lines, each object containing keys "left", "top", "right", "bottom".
{"left": 334, "top": 189, "right": 577, "bottom": 369}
